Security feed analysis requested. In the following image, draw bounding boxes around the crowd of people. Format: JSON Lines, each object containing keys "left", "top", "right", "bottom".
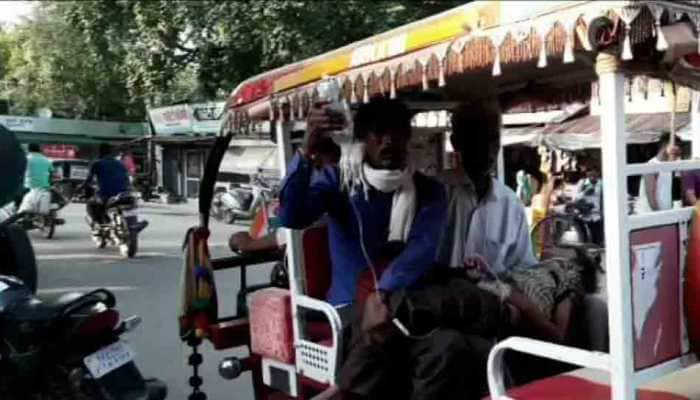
{"left": 512, "top": 131, "right": 700, "bottom": 256}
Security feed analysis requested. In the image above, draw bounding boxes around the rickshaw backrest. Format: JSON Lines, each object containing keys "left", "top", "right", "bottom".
{"left": 301, "top": 224, "right": 332, "bottom": 300}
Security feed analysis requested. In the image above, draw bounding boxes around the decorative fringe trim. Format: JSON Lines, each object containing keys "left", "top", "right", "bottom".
{"left": 289, "top": 100, "right": 296, "bottom": 121}
{"left": 563, "top": 30, "right": 574, "bottom": 63}
{"left": 363, "top": 84, "right": 369, "bottom": 103}
{"left": 622, "top": 27, "right": 634, "bottom": 60}
{"left": 537, "top": 35, "right": 547, "bottom": 68}
{"left": 350, "top": 79, "right": 358, "bottom": 104}
{"left": 492, "top": 51, "right": 502, "bottom": 76}
{"left": 649, "top": 4, "right": 669, "bottom": 51}
{"left": 438, "top": 62, "right": 446, "bottom": 87}
{"left": 298, "top": 96, "right": 304, "bottom": 120}
{"left": 656, "top": 20, "right": 669, "bottom": 51}
{"left": 390, "top": 70, "right": 396, "bottom": 99}
{"left": 421, "top": 66, "right": 428, "bottom": 90}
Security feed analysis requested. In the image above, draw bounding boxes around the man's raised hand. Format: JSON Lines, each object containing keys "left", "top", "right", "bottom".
{"left": 302, "top": 103, "right": 346, "bottom": 163}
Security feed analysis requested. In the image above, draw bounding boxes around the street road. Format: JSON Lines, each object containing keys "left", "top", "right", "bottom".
{"left": 32, "top": 202, "right": 272, "bottom": 400}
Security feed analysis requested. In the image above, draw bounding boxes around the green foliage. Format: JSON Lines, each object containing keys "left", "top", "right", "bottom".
{"left": 1, "top": 0, "right": 463, "bottom": 120}
{"left": 1, "top": 2, "right": 145, "bottom": 120}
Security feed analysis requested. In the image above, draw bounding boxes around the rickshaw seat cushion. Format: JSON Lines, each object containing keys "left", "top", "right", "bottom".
{"left": 249, "top": 288, "right": 295, "bottom": 364}
{"left": 483, "top": 365, "right": 700, "bottom": 400}
{"left": 483, "top": 375, "right": 688, "bottom": 400}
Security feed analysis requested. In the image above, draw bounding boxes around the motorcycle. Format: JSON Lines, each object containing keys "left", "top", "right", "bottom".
{"left": 211, "top": 170, "right": 279, "bottom": 225}
{"left": 0, "top": 218, "right": 167, "bottom": 399}
{"left": 81, "top": 188, "right": 148, "bottom": 258}
{"left": 0, "top": 186, "right": 68, "bottom": 239}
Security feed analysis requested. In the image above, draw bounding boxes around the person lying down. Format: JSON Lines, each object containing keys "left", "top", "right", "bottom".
{"left": 466, "top": 253, "right": 598, "bottom": 343}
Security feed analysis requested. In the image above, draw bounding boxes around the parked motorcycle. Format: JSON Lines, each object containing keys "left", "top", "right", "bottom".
{"left": 211, "top": 171, "right": 279, "bottom": 225}
{"left": 81, "top": 188, "right": 148, "bottom": 258}
{"left": 0, "top": 187, "right": 68, "bottom": 239}
{"left": 0, "top": 219, "right": 167, "bottom": 399}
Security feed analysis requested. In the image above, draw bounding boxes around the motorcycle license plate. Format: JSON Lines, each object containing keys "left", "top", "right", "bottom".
{"left": 83, "top": 341, "right": 135, "bottom": 379}
{"left": 70, "top": 166, "right": 88, "bottom": 180}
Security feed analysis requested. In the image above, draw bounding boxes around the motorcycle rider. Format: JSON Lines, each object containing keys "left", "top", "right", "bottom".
{"left": 17, "top": 143, "right": 54, "bottom": 215}
{"left": 82, "top": 143, "right": 147, "bottom": 230}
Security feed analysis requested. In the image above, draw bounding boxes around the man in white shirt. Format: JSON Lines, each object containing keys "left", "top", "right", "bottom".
{"left": 574, "top": 161, "right": 603, "bottom": 245}
{"left": 437, "top": 98, "right": 537, "bottom": 273}
{"left": 636, "top": 133, "right": 681, "bottom": 213}
{"left": 409, "top": 97, "right": 540, "bottom": 396}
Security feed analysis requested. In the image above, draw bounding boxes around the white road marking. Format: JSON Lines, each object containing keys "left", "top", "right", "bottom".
{"left": 37, "top": 252, "right": 168, "bottom": 261}
{"left": 38, "top": 286, "right": 137, "bottom": 294}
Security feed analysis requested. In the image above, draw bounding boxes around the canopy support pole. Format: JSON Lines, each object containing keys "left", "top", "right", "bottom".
{"left": 496, "top": 145, "right": 505, "bottom": 184}
{"left": 692, "top": 90, "right": 700, "bottom": 159}
{"left": 275, "top": 116, "right": 305, "bottom": 379}
{"left": 597, "top": 53, "right": 634, "bottom": 400}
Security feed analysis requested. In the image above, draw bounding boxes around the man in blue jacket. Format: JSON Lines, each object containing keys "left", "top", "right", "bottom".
{"left": 279, "top": 98, "right": 476, "bottom": 399}
{"left": 279, "top": 98, "right": 445, "bottom": 308}
{"left": 83, "top": 143, "right": 134, "bottom": 225}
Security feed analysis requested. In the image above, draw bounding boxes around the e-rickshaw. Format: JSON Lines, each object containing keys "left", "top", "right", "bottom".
{"left": 178, "top": 1, "right": 700, "bottom": 399}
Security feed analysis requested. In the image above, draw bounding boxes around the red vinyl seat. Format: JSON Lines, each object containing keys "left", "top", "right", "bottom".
{"left": 483, "top": 375, "right": 688, "bottom": 400}
{"left": 248, "top": 224, "right": 335, "bottom": 362}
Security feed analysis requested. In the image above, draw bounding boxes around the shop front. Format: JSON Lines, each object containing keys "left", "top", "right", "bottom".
{"left": 499, "top": 77, "right": 696, "bottom": 195}
{"left": 148, "top": 102, "right": 274, "bottom": 199}
{"left": 0, "top": 114, "right": 148, "bottom": 162}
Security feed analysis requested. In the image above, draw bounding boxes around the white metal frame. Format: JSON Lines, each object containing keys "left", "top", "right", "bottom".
{"left": 275, "top": 119, "right": 344, "bottom": 387}
{"left": 487, "top": 54, "right": 700, "bottom": 400}
{"left": 488, "top": 337, "right": 611, "bottom": 398}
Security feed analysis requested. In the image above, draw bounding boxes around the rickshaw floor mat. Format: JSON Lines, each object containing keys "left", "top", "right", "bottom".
{"left": 483, "top": 375, "right": 688, "bottom": 400}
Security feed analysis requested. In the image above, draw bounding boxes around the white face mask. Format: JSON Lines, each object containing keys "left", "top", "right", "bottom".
{"left": 362, "top": 163, "right": 410, "bottom": 193}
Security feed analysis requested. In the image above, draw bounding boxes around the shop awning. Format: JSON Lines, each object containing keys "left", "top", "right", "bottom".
{"left": 502, "top": 128, "right": 539, "bottom": 146}
{"left": 522, "top": 112, "right": 690, "bottom": 151}
{"left": 141, "top": 136, "right": 217, "bottom": 146}
{"left": 219, "top": 146, "right": 279, "bottom": 175}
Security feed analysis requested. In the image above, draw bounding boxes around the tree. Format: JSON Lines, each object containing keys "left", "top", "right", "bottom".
{"left": 3, "top": 1, "right": 463, "bottom": 119}
{"left": 2, "top": 2, "right": 145, "bottom": 120}
{"left": 62, "top": 0, "right": 462, "bottom": 102}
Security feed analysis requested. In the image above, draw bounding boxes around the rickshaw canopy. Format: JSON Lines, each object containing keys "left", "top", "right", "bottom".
{"left": 222, "top": 0, "right": 700, "bottom": 134}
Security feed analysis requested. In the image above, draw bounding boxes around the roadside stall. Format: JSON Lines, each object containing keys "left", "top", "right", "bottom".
{"left": 178, "top": 1, "right": 700, "bottom": 399}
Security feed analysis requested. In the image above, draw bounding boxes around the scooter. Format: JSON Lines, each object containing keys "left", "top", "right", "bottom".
{"left": 211, "top": 170, "right": 279, "bottom": 225}
{"left": 0, "top": 186, "right": 68, "bottom": 239}
{"left": 0, "top": 217, "right": 167, "bottom": 399}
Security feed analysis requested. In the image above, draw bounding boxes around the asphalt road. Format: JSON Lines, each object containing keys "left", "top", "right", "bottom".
{"left": 31, "top": 201, "right": 272, "bottom": 400}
